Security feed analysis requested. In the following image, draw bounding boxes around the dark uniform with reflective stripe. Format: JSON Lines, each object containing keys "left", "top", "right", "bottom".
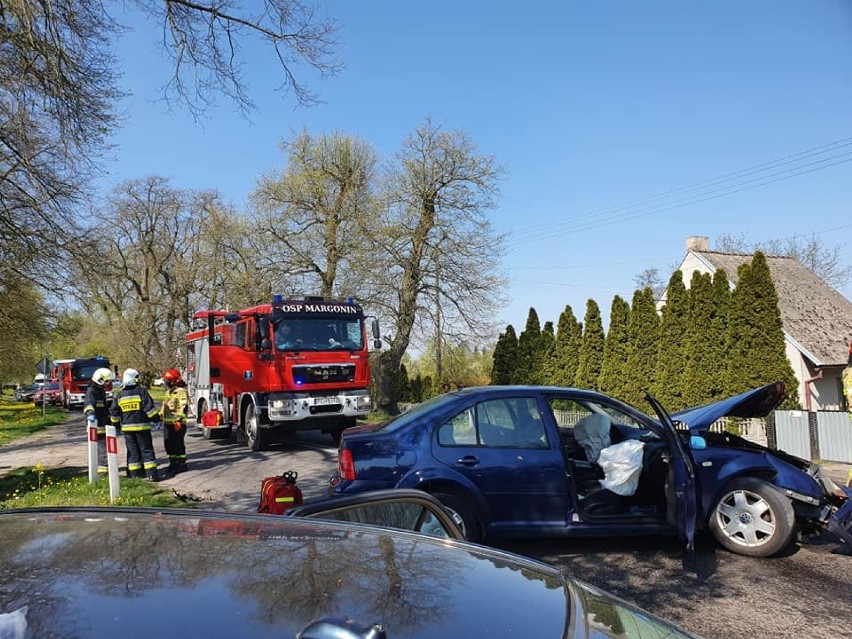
{"left": 83, "top": 383, "right": 110, "bottom": 474}
{"left": 110, "top": 384, "right": 160, "bottom": 481}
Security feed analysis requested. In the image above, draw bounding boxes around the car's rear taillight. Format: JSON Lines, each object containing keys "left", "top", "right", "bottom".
{"left": 339, "top": 448, "right": 356, "bottom": 481}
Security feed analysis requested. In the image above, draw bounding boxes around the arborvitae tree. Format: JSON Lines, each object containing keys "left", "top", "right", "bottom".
{"left": 575, "top": 299, "right": 605, "bottom": 389}
{"left": 539, "top": 322, "right": 557, "bottom": 383}
{"left": 599, "top": 295, "right": 630, "bottom": 396}
{"left": 397, "top": 363, "right": 412, "bottom": 403}
{"left": 709, "top": 269, "right": 731, "bottom": 399}
{"left": 724, "top": 252, "right": 800, "bottom": 408}
{"left": 552, "top": 304, "right": 583, "bottom": 386}
{"left": 682, "top": 272, "right": 715, "bottom": 406}
{"left": 622, "top": 288, "right": 660, "bottom": 409}
{"left": 491, "top": 325, "right": 518, "bottom": 384}
{"left": 513, "top": 308, "right": 542, "bottom": 385}
{"left": 411, "top": 373, "right": 426, "bottom": 404}
{"left": 422, "top": 375, "right": 435, "bottom": 399}
{"left": 652, "top": 272, "right": 690, "bottom": 409}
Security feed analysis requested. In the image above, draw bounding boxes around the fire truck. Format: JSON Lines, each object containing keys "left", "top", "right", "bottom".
{"left": 185, "top": 295, "right": 380, "bottom": 451}
{"left": 56, "top": 356, "right": 113, "bottom": 409}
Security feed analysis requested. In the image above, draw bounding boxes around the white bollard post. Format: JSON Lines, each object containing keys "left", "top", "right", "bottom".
{"left": 106, "top": 425, "right": 120, "bottom": 503}
{"left": 87, "top": 422, "right": 99, "bottom": 484}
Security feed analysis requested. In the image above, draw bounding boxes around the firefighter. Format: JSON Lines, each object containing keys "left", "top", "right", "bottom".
{"left": 84, "top": 367, "right": 114, "bottom": 475}
{"left": 110, "top": 368, "right": 160, "bottom": 481}
{"left": 161, "top": 367, "right": 189, "bottom": 474}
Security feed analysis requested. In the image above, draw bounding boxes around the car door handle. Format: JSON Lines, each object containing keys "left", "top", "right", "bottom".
{"left": 456, "top": 455, "right": 481, "bottom": 467}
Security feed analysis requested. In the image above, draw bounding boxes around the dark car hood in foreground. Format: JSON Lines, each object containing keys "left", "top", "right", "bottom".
{"left": 0, "top": 508, "right": 700, "bottom": 639}
{"left": 0, "top": 508, "right": 569, "bottom": 639}
{"left": 671, "top": 382, "right": 786, "bottom": 434}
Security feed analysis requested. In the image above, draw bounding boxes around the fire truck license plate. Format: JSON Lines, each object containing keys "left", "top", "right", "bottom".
{"left": 314, "top": 397, "right": 340, "bottom": 406}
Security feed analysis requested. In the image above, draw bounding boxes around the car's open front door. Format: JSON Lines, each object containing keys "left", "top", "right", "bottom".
{"left": 646, "top": 394, "right": 698, "bottom": 550}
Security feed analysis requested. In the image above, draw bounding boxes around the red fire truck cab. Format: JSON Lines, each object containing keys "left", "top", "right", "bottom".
{"left": 56, "top": 356, "right": 113, "bottom": 409}
{"left": 185, "top": 295, "right": 380, "bottom": 451}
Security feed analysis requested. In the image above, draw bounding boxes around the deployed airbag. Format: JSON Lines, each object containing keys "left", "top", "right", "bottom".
{"left": 597, "top": 439, "right": 645, "bottom": 497}
{"left": 574, "top": 413, "right": 611, "bottom": 462}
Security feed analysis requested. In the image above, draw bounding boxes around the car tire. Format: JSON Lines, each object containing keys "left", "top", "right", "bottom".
{"left": 244, "top": 404, "right": 268, "bottom": 452}
{"left": 709, "top": 476, "right": 795, "bottom": 557}
{"left": 433, "top": 492, "right": 482, "bottom": 543}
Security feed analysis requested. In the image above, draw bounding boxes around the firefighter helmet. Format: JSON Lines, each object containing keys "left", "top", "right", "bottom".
{"left": 162, "top": 368, "right": 182, "bottom": 384}
{"left": 122, "top": 368, "right": 140, "bottom": 387}
{"left": 91, "top": 368, "right": 113, "bottom": 387}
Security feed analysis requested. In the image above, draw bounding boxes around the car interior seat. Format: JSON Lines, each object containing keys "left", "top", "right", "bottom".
{"left": 513, "top": 408, "right": 546, "bottom": 446}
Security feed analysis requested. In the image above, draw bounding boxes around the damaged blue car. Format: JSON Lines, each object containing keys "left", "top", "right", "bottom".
{"left": 331, "top": 382, "right": 852, "bottom": 557}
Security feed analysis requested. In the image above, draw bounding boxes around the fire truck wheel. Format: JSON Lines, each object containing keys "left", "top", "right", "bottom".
{"left": 244, "top": 404, "right": 269, "bottom": 452}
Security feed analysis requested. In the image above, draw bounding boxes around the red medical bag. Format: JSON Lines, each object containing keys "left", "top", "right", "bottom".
{"left": 257, "top": 470, "right": 304, "bottom": 514}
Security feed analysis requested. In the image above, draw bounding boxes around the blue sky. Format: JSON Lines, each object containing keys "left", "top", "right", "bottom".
{"left": 102, "top": 1, "right": 852, "bottom": 334}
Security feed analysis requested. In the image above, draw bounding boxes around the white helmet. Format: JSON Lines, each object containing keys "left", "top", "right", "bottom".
{"left": 92, "top": 368, "right": 113, "bottom": 386}
{"left": 122, "top": 368, "right": 140, "bottom": 387}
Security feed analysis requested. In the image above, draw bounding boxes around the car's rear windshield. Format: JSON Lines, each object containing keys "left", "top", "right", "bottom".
{"left": 373, "top": 393, "right": 460, "bottom": 433}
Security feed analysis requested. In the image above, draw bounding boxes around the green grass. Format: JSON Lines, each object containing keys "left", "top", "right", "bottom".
{"left": 0, "top": 466, "right": 192, "bottom": 509}
{"left": 364, "top": 410, "right": 393, "bottom": 424}
{"left": 0, "top": 394, "right": 67, "bottom": 445}
{"left": 1, "top": 391, "right": 191, "bottom": 510}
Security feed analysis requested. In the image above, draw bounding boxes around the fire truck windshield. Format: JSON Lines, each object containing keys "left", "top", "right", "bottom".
{"left": 72, "top": 363, "right": 104, "bottom": 381}
{"left": 274, "top": 317, "right": 364, "bottom": 352}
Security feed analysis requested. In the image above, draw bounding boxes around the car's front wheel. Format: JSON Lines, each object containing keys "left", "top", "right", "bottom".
{"left": 709, "top": 477, "right": 795, "bottom": 557}
{"left": 433, "top": 492, "right": 482, "bottom": 543}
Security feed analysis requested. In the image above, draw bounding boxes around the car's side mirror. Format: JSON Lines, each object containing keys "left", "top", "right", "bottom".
{"left": 286, "top": 489, "right": 464, "bottom": 540}
{"left": 690, "top": 435, "right": 707, "bottom": 450}
{"left": 260, "top": 338, "right": 272, "bottom": 351}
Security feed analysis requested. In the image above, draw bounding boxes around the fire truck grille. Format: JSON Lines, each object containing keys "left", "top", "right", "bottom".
{"left": 292, "top": 364, "right": 356, "bottom": 384}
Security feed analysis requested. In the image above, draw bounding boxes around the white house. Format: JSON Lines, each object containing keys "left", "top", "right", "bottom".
{"left": 670, "top": 236, "right": 852, "bottom": 411}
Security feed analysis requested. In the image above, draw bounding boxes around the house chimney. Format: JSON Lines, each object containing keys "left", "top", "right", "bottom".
{"left": 686, "top": 236, "right": 709, "bottom": 252}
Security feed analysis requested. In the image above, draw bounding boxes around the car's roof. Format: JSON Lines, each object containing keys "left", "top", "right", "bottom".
{"left": 454, "top": 384, "right": 595, "bottom": 394}
{"left": 0, "top": 507, "right": 568, "bottom": 638}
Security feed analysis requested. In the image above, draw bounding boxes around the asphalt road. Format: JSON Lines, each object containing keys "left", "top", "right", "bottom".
{"left": 2, "top": 413, "right": 850, "bottom": 639}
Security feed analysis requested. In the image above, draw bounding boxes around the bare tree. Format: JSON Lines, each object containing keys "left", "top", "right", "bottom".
{"left": 715, "top": 232, "right": 851, "bottom": 289}
{"left": 251, "top": 130, "right": 378, "bottom": 297}
{"left": 633, "top": 267, "right": 666, "bottom": 300}
{"left": 134, "top": 0, "right": 341, "bottom": 118}
{"left": 72, "top": 177, "right": 241, "bottom": 374}
{"left": 0, "top": 0, "right": 121, "bottom": 291}
{"left": 2, "top": 0, "right": 342, "bottom": 371}
{"left": 367, "top": 117, "right": 506, "bottom": 414}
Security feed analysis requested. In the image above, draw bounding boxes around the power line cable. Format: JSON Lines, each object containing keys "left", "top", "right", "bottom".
{"left": 509, "top": 136, "right": 852, "bottom": 242}
{"left": 510, "top": 151, "right": 852, "bottom": 247}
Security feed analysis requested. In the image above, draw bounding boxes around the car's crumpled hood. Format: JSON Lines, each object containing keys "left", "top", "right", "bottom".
{"left": 672, "top": 382, "right": 786, "bottom": 434}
